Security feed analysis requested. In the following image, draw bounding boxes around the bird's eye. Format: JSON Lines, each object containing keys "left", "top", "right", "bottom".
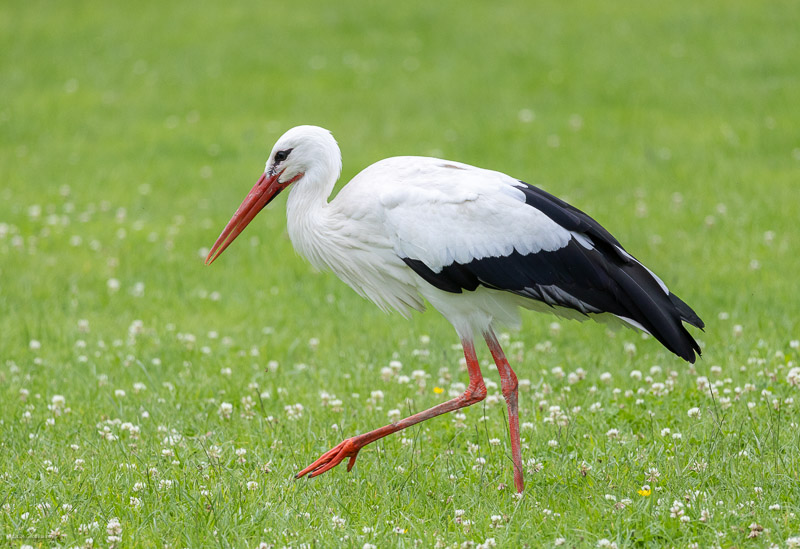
{"left": 274, "top": 149, "right": 292, "bottom": 163}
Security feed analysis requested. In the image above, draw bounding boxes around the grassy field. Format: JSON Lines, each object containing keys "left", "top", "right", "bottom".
{"left": 2, "top": 0, "right": 800, "bottom": 547}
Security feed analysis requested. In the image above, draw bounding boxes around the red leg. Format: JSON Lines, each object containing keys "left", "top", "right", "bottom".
{"left": 296, "top": 339, "right": 487, "bottom": 479}
{"left": 484, "top": 329, "right": 524, "bottom": 493}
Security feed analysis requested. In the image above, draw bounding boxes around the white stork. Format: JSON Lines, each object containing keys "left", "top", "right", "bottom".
{"left": 206, "top": 125, "right": 704, "bottom": 493}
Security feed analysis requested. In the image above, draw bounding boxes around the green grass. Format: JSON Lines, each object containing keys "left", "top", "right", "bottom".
{"left": 2, "top": 0, "right": 800, "bottom": 546}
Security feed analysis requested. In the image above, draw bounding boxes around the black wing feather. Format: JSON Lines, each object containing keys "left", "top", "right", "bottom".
{"left": 401, "top": 180, "right": 704, "bottom": 363}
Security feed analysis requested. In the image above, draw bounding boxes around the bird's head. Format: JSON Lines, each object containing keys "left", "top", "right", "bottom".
{"left": 205, "top": 125, "right": 341, "bottom": 265}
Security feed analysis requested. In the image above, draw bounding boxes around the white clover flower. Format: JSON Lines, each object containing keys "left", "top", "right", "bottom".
{"left": 331, "top": 515, "right": 346, "bottom": 528}
{"left": 651, "top": 382, "right": 667, "bottom": 396}
{"left": 597, "top": 539, "right": 618, "bottom": 548}
{"left": 687, "top": 407, "right": 701, "bottom": 419}
{"left": 747, "top": 523, "right": 764, "bottom": 538}
{"left": 217, "top": 402, "right": 233, "bottom": 420}
{"left": 106, "top": 517, "right": 122, "bottom": 535}
{"left": 669, "top": 500, "right": 685, "bottom": 518}
{"left": 566, "top": 372, "right": 579, "bottom": 385}
{"left": 526, "top": 457, "right": 543, "bottom": 473}
{"left": 787, "top": 367, "right": 800, "bottom": 387}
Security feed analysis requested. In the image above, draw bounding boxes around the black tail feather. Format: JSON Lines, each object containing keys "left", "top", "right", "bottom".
{"left": 668, "top": 292, "right": 705, "bottom": 330}
{"left": 612, "top": 262, "right": 703, "bottom": 363}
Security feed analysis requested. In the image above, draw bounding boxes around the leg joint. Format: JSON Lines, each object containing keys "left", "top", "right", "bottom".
{"left": 501, "top": 370, "right": 518, "bottom": 399}
{"left": 462, "top": 381, "right": 487, "bottom": 405}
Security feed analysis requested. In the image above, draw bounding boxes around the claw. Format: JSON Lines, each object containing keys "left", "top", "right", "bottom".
{"left": 296, "top": 437, "right": 362, "bottom": 479}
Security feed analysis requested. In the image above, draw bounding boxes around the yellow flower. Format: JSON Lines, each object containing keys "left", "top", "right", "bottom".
{"left": 637, "top": 489, "right": 651, "bottom": 497}
{"left": 433, "top": 387, "right": 444, "bottom": 394}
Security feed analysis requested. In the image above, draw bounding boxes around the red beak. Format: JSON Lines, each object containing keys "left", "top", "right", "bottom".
{"left": 205, "top": 172, "right": 286, "bottom": 265}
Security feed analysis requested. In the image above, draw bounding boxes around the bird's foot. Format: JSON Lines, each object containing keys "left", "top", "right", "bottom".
{"left": 295, "top": 437, "right": 363, "bottom": 479}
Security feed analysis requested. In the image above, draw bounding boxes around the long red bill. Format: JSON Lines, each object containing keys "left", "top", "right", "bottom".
{"left": 205, "top": 172, "right": 285, "bottom": 265}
